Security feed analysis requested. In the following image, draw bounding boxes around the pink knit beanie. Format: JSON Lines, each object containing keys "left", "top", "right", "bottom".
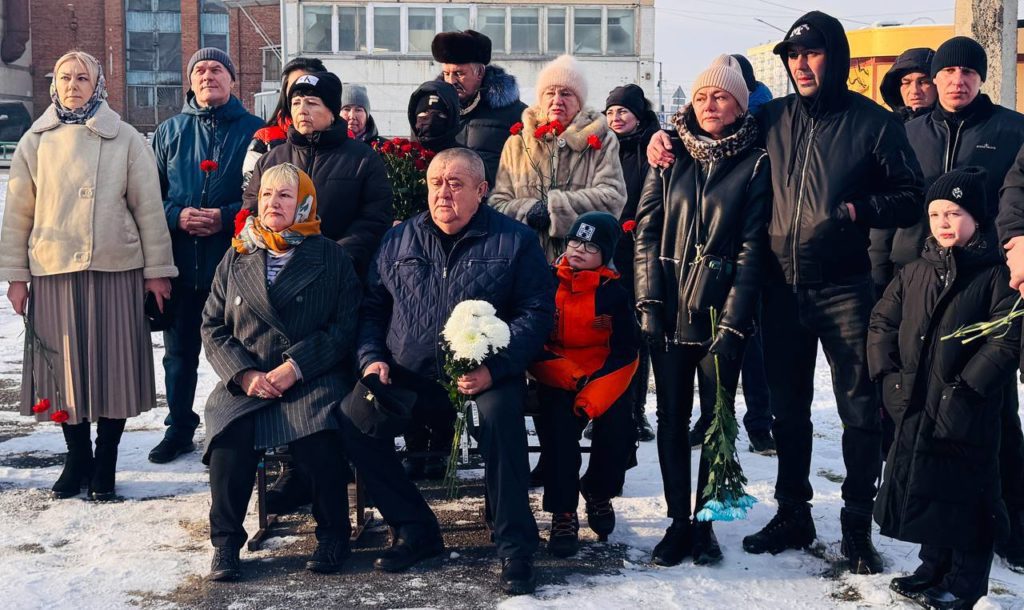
{"left": 691, "top": 54, "right": 749, "bottom": 113}
{"left": 535, "top": 55, "right": 588, "bottom": 107}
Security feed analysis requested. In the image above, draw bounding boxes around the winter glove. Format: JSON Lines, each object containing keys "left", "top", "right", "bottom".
{"left": 638, "top": 304, "right": 664, "bottom": 346}
{"left": 708, "top": 329, "right": 745, "bottom": 361}
{"left": 934, "top": 381, "right": 987, "bottom": 446}
{"left": 526, "top": 200, "right": 551, "bottom": 231}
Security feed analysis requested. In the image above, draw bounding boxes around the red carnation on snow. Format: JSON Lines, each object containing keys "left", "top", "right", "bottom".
{"left": 233, "top": 209, "right": 252, "bottom": 237}
{"left": 509, "top": 122, "right": 524, "bottom": 136}
{"left": 622, "top": 219, "right": 637, "bottom": 233}
{"left": 50, "top": 410, "right": 69, "bottom": 424}
{"left": 31, "top": 398, "right": 51, "bottom": 414}
{"left": 200, "top": 159, "right": 219, "bottom": 173}
{"left": 587, "top": 134, "right": 602, "bottom": 150}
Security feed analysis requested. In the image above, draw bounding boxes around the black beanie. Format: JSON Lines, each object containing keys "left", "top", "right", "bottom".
{"left": 931, "top": 36, "right": 987, "bottom": 81}
{"left": 731, "top": 54, "right": 758, "bottom": 93}
{"left": 431, "top": 30, "right": 492, "bottom": 65}
{"left": 926, "top": 166, "right": 989, "bottom": 224}
{"left": 605, "top": 84, "right": 649, "bottom": 120}
{"left": 289, "top": 71, "right": 343, "bottom": 117}
{"left": 567, "top": 212, "right": 621, "bottom": 265}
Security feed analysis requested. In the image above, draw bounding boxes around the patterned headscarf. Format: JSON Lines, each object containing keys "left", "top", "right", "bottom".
{"left": 50, "top": 51, "right": 107, "bottom": 125}
{"left": 233, "top": 164, "right": 321, "bottom": 254}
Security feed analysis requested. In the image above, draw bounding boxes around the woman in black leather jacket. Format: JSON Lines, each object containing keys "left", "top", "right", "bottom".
{"left": 633, "top": 55, "right": 771, "bottom": 568}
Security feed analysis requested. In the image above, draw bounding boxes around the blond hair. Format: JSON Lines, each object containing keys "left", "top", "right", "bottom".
{"left": 53, "top": 50, "right": 101, "bottom": 85}
{"left": 259, "top": 163, "right": 301, "bottom": 196}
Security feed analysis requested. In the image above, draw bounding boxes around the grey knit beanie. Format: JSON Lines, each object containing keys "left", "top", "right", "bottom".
{"left": 342, "top": 83, "right": 371, "bottom": 112}
{"left": 187, "top": 47, "right": 236, "bottom": 81}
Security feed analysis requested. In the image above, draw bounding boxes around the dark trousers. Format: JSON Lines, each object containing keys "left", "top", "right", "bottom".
{"left": 999, "top": 387, "right": 1024, "bottom": 514}
{"left": 400, "top": 369, "right": 457, "bottom": 456}
{"left": 651, "top": 343, "right": 742, "bottom": 520}
{"left": 917, "top": 543, "right": 993, "bottom": 603}
{"left": 630, "top": 342, "right": 651, "bottom": 419}
{"left": 533, "top": 385, "right": 636, "bottom": 513}
{"left": 208, "top": 415, "right": 350, "bottom": 549}
{"left": 161, "top": 283, "right": 207, "bottom": 443}
{"left": 761, "top": 277, "right": 881, "bottom": 515}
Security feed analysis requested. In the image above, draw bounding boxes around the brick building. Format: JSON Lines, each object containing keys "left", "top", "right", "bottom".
{"left": 28, "top": 0, "right": 279, "bottom": 133}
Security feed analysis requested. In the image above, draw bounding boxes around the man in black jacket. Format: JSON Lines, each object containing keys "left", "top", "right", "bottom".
{"left": 432, "top": 30, "right": 527, "bottom": 189}
{"left": 352, "top": 148, "right": 555, "bottom": 595}
{"left": 645, "top": 12, "right": 923, "bottom": 573}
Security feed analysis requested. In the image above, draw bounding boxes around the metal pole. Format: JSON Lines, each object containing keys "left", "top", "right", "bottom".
{"left": 279, "top": 0, "right": 288, "bottom": 67}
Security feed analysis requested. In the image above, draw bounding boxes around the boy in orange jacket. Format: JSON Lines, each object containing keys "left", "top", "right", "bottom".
{"left": 529, "top": 211, "right": 640, "bottom": 558}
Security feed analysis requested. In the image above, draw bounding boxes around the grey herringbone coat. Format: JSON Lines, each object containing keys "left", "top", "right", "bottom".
{"left": 200, "top": 236, "right": 361, "bottom": 461}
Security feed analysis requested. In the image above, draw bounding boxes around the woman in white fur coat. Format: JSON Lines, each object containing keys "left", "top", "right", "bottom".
{"left": 490, "top": 55, "right": 627, "bottom": 262}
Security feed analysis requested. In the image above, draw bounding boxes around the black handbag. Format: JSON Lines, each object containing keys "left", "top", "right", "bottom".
{"left": 680, "top": 170, "right": 736, "bottom": 315}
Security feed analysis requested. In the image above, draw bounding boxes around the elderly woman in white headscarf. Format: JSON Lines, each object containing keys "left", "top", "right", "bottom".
{"left": 490, "top": 55, "right": 627, "bottom": 262}
{"left": 0, "top": 50, "right": 176, "bottom": 501}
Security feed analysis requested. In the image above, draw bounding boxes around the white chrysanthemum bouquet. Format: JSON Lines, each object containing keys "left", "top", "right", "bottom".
{"left": 440, "top": 300, "right": 511, "bottom": 498}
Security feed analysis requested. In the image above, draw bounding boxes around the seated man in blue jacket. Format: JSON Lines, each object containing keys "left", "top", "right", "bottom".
{"left": 346, "top": 147, "right": 555, "bottom": 595}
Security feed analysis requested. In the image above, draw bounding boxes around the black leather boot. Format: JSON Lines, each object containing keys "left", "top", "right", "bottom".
{"left": 584, "top": 494, "right": 615, "bottom": 541}
{"left": 90, "top": 418, "right": 125, "bottom": 501}
{"left": 840, "top": 508, "right": 883, "bottom": 574}
{"left": 52, "top": 421, "right": 92, "bottom": 499}
{"left": 652, "top": 519, "right": 693, "bottom": 566}
{"left": 742, "top": 502, "right": 816, "bottom": 555}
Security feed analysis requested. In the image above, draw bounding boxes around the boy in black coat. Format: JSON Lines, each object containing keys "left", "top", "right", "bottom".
{"left": 868, "top": 167, "right": 1020, "bottom": 608}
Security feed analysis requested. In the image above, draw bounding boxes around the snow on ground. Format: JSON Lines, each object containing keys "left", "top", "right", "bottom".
{"left": 0, "top": 169, "right": 1022, "bottom": 608}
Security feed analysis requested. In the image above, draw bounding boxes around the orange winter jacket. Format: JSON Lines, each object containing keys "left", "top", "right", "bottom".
{"left": 529, "top": 258, "right": 640, "bottom": 418}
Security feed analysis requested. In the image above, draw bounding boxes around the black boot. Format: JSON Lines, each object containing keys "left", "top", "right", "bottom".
{"left": 52, "top": 421, "right": 93, "bottom": 499}
{"left": 693, "top": 521, "right": 723, "bottom": 565}
{"left": 374, "top": 528, "right": 445, "bottom": 572}
{"left": 584, "top": 494, "right": 615, "bottom": 541}
{"left": 547, "top": 512, "right": 580, "bottom": 558}
{"left": 840, "top": 508, "right": 883, "bottom": 574}
{"left": 890, "top": 572, "right": 939, "bottom": 600}
{"left": 499, "top": 557, "right": 536, "bottom": 595}
{"left": 265, "top": 460, "right": 312, "bottom": 515}
{"left": 996, "top": 510, "right": 1024, "bottom": 572}
{"left": 637, "top": 413, "right": 656, "bottom": 442}
{"left": 305, "top": 538, "right": 350, "bottom": 574}
{"left": 90, "top": 418, "right": 125, "bottom": 501}
{"left": 208, "top": 546, "right": 241, "bottom": 582}
{"left": 688, "top": 425, "right": 707, "bottom": 450}
{"left": 652, "top": 519, "right": 693, "bottom": 566}
{"left": 919, "top": 587, "right": 976, "bottom": 610}
{"left": 742, "top": 503, "right": 816, "bottom": 555}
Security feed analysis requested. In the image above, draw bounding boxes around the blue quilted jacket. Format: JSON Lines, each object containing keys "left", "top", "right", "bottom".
{"left": 358, "top": 205, "right": 556, "bottom": 383}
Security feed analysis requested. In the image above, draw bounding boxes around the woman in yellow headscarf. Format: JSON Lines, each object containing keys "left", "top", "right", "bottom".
{"left": 201, "top": 163, "right": 362, "bottom": 580}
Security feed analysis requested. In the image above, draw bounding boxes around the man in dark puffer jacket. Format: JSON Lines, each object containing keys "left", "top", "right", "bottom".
{"left": 243, "top": 72, "right": 393, "bottom": 278}
{"left": 350, "top": 148, "right": 554, "bottom": 595}
{"left": 432, "top": 29, "right": 527, "bottom": 189}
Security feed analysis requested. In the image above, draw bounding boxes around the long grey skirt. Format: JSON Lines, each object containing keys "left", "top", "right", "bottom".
{"left": 20, "top": 269, "right": 157, "bottom": 423}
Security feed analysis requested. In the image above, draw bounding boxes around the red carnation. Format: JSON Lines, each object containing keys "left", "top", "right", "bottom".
{"left": 587, "top": 134, "right": 602, "bottom": 150}
{"left": 411, "top": 142, "right": 424, "bottom": 153}
{"left": 510, "top": 122, "right": 524, "bottom": 136}
{"left": 50, "top": 410, "right": 69, "bottom": 424}
{"left": 381, "top": 141, "right": 395, "bottom": 154}
{"left": 549, "top": 120, "right": 565, "bottom": 136}
{"left": 391, "top": 137, "right": 403, "bottom": 145}
{"left": 400, "top": 143, "right": 414, "bottom": 155}
{"left": 414, "top": 158, "right": 427, "bottom": 171}
{"left": 234, "top": 209, "right": 252, "bottom": 237}
{"left": 622, "top": 219, "right": 637, "bottom": 233}
{"left": 534, "top": 124, "right": 551, "bottom": 139}
{"left": 200, "top": 159, "right": 219, "bottom": 173}
{"left": 32, "top": 398, "right": 51, "bottom": 414}
{"left": 423, "top": 149, "right": 436, "bottom": 161}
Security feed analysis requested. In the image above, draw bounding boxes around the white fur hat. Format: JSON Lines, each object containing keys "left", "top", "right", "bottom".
{"left": 535, "top": 54, "right": 588, "bottom": 107}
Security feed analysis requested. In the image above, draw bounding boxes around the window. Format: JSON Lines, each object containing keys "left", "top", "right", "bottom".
{"left": 511, "top": 8, "right": 539, "bottom": 54}
{"left": 408, "top": 8, "right": 435, "bottom": 53}
{"left": 547, "top": 9, "right": 566, "bottom": 55}
{"left": 303, "top": 5, "right": 333, "bottom": 53}
{"left": 338, "top": 7, "right": 366, "bottom": 52}
{"left": 373, "top": 7, "right": 400, "bottom": 52}
{"left": 156, "top": 0, "right": 177, "bottom": 11}
{"left": 263, "top": 47, "right": 282, "bottom": 81}
{"left": 442, "top": 7, "right": 470, "bottom": 33}
{"left": 127, "top": 0, "right": 150, "bottom": 11}
{"left": 157, "top": 32, "right": 182, "bottom": 71}
{"left": 127, "top": 31, "right": 155, "bottom": 72}
{"left": 573, "top": 8, "right": 602, "bottom": 55}
{"left": 478, "top": 8, "right": 506, "bottom": 53}
{"left": 201, "top": 0, "right": 229, "bottom": 51}
{"left": 607, "top": 9, "right": 635, "bottom": 55}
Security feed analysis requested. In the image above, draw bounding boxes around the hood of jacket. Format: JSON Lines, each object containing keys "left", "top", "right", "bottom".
{"left": 361, "top": 114, "right": 381, "bottom": 142}
{"left": 522, "top": 105, "right": 609, "bottom": 153}
{"left": 407, "top": 80, "right": 462, "bottom": 143}
{"left": 880, "top": 47, "right": 936, "bottom": 112}
{"left": 749, "top": 82, "right": 773, "bottom": 115}
{"left": 436, "top": 64, "right": 522, "bottom": 111}
{"left": 31, "top": 100, "right": 121, "bottom": 138}
{"left": 182, "top": 91, "right": 250, "bottom": 122}
{"left": 777, "top": 11, "right": 850, "bottom": 117}
{"left": 674, "top": 104, "right": 759, "bottom": 164}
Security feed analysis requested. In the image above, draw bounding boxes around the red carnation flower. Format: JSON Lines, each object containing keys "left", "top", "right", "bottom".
{"left": 414, "top": 158, "right": 427, "bottom": 171}
{"left": 411, "top": 142, "right": 424, "bottom": 153}
{"left": 234, "top": 209, "right": 252, "bottom": 237}
{"left": 549, "top": 120, "right": 565, "bottom": 135}
{"left": 400, "top": 143, "right": 414, "bottom": 154}
{"left": 423, "top": 149, "right": 436, "bottom": 161}
{"left": 381, "top": 141, "right": 395, "bottom": 154}
{"left": 587, "top": 134, "right": 602, "bottom": 150}
{"left": 32, "top": 398, "right": 51, "bottom": 414}
{"left": 391, "top": 137, "right": 403, "bottom": 145}
{"left": 534, "top": 124, "right": 551, "bottom": 139}
{"left": 622, "top": 219, "right": 637, "bottom": 233}
{"left": 50, "top": 410, "right": 69, "bottom": 424}
{"left": 510, "top": 122, "right": 524, "bottom": 136}
{"left": 200, "top": 159, "right": 219, "bottom": 173}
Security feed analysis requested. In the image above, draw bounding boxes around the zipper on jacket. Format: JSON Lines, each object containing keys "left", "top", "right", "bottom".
{"left": 790, "top": 119, "right": 817, "bottom": 290}
{"left": 941, "top": 120, "right": 965, "bottom": 173}
{"left": 433, "top": 229, "right": 476, "bottom": 379}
